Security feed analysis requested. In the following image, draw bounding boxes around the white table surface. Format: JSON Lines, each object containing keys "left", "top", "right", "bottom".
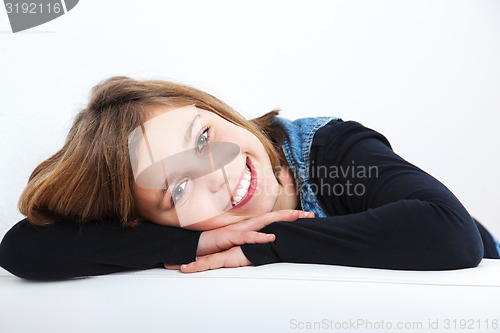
{"left": 1, "top": 259, "right": 499, "bottom": 333}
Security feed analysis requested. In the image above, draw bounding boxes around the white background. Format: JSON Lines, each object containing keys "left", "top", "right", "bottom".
{"left": 0, "top": 0, "right": 499, "bottom": 241}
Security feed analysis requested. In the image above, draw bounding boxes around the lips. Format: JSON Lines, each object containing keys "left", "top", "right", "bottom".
{"left": 226, "top": 157, "right": 257, "bottom": 211}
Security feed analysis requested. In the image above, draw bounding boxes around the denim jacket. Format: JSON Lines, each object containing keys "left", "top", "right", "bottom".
{"left": 274, "top": 116, "right": 338, "bottom": 217}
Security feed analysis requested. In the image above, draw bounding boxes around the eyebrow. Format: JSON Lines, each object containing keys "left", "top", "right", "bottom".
{"left": 184, "top": 114, "right": 200, "bottom": 148}
{"left": 156, "top": 160, "right": 171, "bottom": 210}
{"left": 156, "top": 188, "right": 166, "bottom": 210}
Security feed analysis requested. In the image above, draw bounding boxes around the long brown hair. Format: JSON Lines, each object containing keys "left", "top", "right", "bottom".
{"left": 18, "top": 76, "right": 287, "bottom": 227}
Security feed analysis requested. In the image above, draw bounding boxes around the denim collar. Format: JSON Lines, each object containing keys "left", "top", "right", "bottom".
{"left": 273, "top": 116, "right": 337, "bottom": 217}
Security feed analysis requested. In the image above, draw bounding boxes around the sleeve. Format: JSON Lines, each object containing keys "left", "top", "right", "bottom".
{"left": 0, "top": 218, "right": 201, "bottom": 280}
{"left": 241, "top": 120, "right": 485, "bottom": 270}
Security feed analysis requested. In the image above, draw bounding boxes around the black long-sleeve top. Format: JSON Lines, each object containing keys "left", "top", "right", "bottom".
{"left": 1, "top": 119, "right": 498, "bottom": 280}
{"left": 241, "top": 120, "right": 499, "bottom": 268}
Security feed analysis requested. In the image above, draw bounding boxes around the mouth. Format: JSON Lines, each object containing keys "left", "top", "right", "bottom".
{"left": 226, "top": 157, "right": 257, "bottom": 211}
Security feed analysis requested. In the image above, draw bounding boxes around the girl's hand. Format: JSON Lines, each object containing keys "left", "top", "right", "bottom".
{"left": 164, "top": 209, "right": 314, "bottom": 270}
{"left": 179, "top": 246, "right": 250, "bottom": 273}
{"left": 196, "top": 209, "right": 313, "bottom": 256}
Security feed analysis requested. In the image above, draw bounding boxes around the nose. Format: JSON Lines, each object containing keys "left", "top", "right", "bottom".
{"left": 204, "top": 142, "right": 241, "bottom": 195}
{"left": 204, "top": 167, "right": 230, "bottom": 193}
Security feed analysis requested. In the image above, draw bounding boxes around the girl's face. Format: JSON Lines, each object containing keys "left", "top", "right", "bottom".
{"left": 132, "top": 105, "right": 287, "bottom": 230}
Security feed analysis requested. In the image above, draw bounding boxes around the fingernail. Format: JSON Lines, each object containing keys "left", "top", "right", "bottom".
{"left": 305, "top": 211, "right": 312, "bottom": 216}
{"left": 181, "top": 265, "right": 187, "bottom": 269}
{"left": 289, "top": 210, "right": 295, "bottom": 214}
{"left": 267, "top": 234, "right": 274, "bottom": 238}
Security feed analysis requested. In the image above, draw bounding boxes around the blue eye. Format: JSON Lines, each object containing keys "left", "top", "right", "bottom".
{"left": 172, "top": 180, "right": 187, "bottom": 205}
{"left": 196, "top": 127, "right": 210, "bottom": 153}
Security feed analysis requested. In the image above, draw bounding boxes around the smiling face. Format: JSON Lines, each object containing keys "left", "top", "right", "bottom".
{"left": 131, "top": 104, "right": 289, "bottom": 230}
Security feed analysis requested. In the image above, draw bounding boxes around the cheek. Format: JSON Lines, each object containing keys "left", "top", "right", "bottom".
{"left": 150, "top": 210, "right": 180, "bottom": 227}
{"left": 133, "top": 187, "right": 154, "bottom": 212}
{"left": 215, "top": 122, "right": 253, "bottom": 145}
{"left": 183, "top": 213, "right": 238, "bottom": 231}
{"left": 133, "top": 187, "right": 179, "bottom": 226}
{"left": 175, "top": 189, "right": 227, "bottom": 227}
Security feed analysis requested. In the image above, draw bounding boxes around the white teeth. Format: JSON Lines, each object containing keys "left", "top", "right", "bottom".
{"left": 233, "top": 195, "right": 243, "bottom": 204}
{"left": 232, "top": 164, "right": 252, "bottom": 206}
{"left": 241, "top": 179, "right": 250, "bottom": 189}
{"left": 244, "top": 168, "right": 251, "bottom": 181}
{"left": 236, "top": 188, "right": 247, "bottom": 197}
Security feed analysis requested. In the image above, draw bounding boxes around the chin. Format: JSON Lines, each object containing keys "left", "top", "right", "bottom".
{"left": 181, "top": 218, "right": 227, "bottom": 231}
{"left": 182, "top": 223, "right": 209, "bottom": 231}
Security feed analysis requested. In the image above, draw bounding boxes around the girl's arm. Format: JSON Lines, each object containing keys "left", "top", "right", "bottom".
{"left": 0, "top": 210, "right": 309, "bottom": 279}
{"left": 0, "top": 219, "right": 201, "bottom": 280}
{"left": 239, "top": 120, "right": 493, "bottom": 270}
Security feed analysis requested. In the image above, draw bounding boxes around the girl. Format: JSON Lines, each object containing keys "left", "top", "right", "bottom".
{"left": 1, "top": 76, "right": 498, "bottom": 280}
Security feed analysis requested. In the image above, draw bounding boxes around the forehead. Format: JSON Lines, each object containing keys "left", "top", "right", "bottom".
{"left": 128, "top": 105, "right": 204, "bottom": 179}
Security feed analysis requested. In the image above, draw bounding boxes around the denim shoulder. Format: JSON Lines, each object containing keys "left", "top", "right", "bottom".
{"left": 273, "top": 116, "right": 338, "bottom": 217}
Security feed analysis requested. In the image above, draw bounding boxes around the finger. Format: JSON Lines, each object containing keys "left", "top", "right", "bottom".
{"left": 164, "top": 264, "right": 181, "bottom": 270}
{"left": 298, "top": 211, "right": 315, "bottom": 218}
{"left": 229, "top": 209, "right": 302, "bottom": 231}
{"left": 228, "top": 231, "right": 276, "bottom": 246}
{"left": 184, "top": 247, "right": 251, "bottom": 273}
{"left": 181, "top": 253, "right": 225, "bottom": 273}
{"left": 246, "top": 232, "right": 276, "bottom": 243}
